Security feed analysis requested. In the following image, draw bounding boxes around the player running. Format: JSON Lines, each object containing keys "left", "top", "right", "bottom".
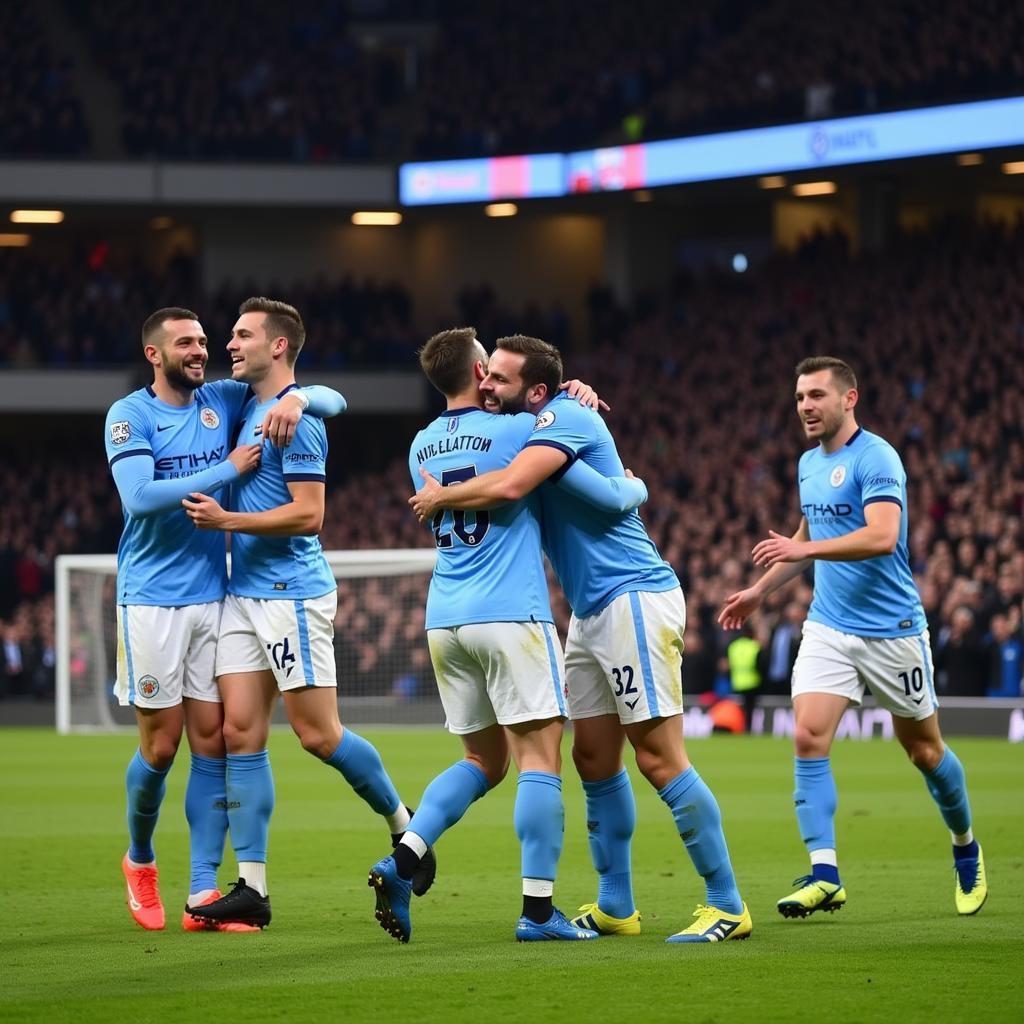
{"left": 410, "top": 334, "right": 750, "bottom": 944}
{"left": 369, "top": 327, "right": 644, "bottom": 944}
{"left": 106, "top": 306, "right": 345, "bottom": 931}
{"left": 718, "top": 356, "right": 987, "bottom": 918}
{"left": 181, "top": 297, "right": 432, "bottom": 930}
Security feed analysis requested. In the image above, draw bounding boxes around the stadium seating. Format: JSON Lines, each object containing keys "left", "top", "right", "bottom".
{"left": 4, "top": 218, "right": 1021, "bottom": 699}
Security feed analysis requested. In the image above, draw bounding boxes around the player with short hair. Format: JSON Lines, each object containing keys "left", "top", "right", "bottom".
{"left": 370, "top": 327, "right": 645, "bottom": 944}
{"left": 411, "top": 335, "right": 750, "bottom": 944}
{"left": 107, "top": 305, "right": 346, "bottom": 931}
{"left": 718, "top": 356, "right": 986, "bottom": 917}
{"left": 181, "top": 297, "right": 432, "bottom": 929}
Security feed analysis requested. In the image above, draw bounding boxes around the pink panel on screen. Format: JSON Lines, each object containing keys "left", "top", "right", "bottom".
{"left": 489, "top": 156, "right": 529, "bottom": 198}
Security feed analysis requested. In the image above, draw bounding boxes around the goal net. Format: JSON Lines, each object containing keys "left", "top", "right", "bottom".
{"left": 55, "top": 549, "right": 439, "bottom": 734}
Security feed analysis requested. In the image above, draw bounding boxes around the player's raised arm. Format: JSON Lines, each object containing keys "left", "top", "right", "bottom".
{"left": 550, "top": 460, "right": 646, "bottom": 512}
{"left": 260, "top": 384, "right": 348, "bottom": 447}
{"left": 718, "top": 518, "right": 812, "bottom": 630}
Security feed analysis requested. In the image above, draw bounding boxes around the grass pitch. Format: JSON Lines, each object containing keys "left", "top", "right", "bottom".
{"left": 1, "top": 728, "right": 1021, "bottom": 1024}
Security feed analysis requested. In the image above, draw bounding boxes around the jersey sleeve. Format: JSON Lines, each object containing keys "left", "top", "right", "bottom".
{"left": 105, "top": 398, "right": 154, "bottom": 467}
{"left": 858, "top": 443, "right": 905, "bottom": 508}
{"left": 111, "top": 454, "right": 238, "bottom": 518}
{"left": 281, "top": 416, "right": 327, "bottom": 482}
{"left": 523, "top": 399, "right": 593, "bottom": 472}
{"left": 302, "top": 385, "right": 347, "bottom": 418}
{"left": 556, "top": 459, "right": 648, "bottom": 512}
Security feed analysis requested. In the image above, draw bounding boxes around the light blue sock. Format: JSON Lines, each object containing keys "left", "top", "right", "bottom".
{"left": 514, "top": 771, "right": 564, "bottom": 882}
{"left": 126, "top": 748, "right": 170, "bottom": 864}
{"left": 324, "top": 728, "right": 402, "bottom": 817}
{"left": 659, "top": 767, "right": 742, "bottom": 915}
{"left": 922, "top": 747, "right": 972, "bottom": 836}
{"left": 407, "top": 760, "right": 489, "bottom": 846}
{"left": 582, "top": 769, "right": 636, "bottom": 918}
{"left": 794, "top": 757, "right": 839, "bottom": 884}
{"left": 185, "top": 753, "right": 227, "bottom": 894}
{"left": 226, "top": 751, "right": 275, "bottom": 862}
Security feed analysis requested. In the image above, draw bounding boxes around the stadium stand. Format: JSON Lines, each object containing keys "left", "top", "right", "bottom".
{"left": 4, "top": 218, "right": 1021, "bottom": 700}
{"left": 0, "top": 5, "right": 89, "bottom": 157}
{"left": 0, "top": 1, "right": 1013, "bottom": 161}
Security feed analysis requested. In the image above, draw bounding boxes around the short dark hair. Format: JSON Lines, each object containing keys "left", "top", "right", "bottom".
{"left": 239, "top": 296, "right": 305, "bottom": 366}
{"left": 417, "top": 327, "right": 481, "bottom": 396}
{"left": 495, "top": 334, "right": 563, "bottom": 398}
{"left": 795, "top": 356, "right": 857, "bottom": 392}
{"left": 142, "top": 306, "right": 199, "bottom": 347}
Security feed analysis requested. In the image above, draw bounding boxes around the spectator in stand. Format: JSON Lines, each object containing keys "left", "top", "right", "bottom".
{"left": 936, "top": 606, "right": 990, "bottom": 696}
{"left": 987, "top": 613, "right": 1023, "bottom": 697}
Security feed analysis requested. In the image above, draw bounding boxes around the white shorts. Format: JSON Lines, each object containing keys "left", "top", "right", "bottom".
{"left": 115, "top": 602, "right": 222, "bottom": 709}
{"left": 565, "top": 587, "right": 686, "bottom": 724}
{"left": 215, "top": 592, "right": 338, "bottom": 691}
{"left": 426, "top": 621, "right": 566, "bottom": 734}
{"left": 791, "top": 620, "right": 939, "bottom": 720}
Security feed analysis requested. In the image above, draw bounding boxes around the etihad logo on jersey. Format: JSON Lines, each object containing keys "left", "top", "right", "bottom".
{"left": 155, "top": 446, "right": 225, "bottom": 473}
{"left": 802, "top": 501, "right": 853, "bottom": 522}
{"left": 415, "top": 435, "right": 493, "bottom": 464}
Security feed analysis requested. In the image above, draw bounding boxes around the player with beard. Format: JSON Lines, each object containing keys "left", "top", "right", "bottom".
{"left": 411, "top": 335, "right": 750, "bottom": 944}
{"left": 106, "top": 306, "right": 346, "bottom": 931}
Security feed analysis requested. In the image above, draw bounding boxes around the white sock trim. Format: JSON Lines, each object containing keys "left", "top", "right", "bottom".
{"left": 400, "top": 831, "right": 428, "bottom": 859}
{"left": 952, "top": 829, "right": 974, "bottom": 846}
{"left": 810, "top": 848, "right": 838, "bottom": 867}
{"left": 523, "top": 878, "right": 554, "bottom": 898}
{"left": 387, "top": 805, "right": 411, "bottom": 834}
{"left": 239, "top": 861, "right": 268, "bottom": 896}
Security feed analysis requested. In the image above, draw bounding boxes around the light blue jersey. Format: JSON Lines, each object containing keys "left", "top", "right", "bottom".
{"left": 525, "top": 393, "right": 678, "bottom": 618}
{"left": 410, "top": 406, "right": 552, "bottom": 629}
{"left": 105, "top": 381, "right": 253, "bottom": 606}
{"left": 227, "top": 387, "right": 336, "bottom": 601}
{"left": 800, "top": 427, "right": 925, "bottom": 638}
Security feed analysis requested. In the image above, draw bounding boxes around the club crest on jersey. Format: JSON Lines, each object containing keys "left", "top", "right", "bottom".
{"left": 534, "top": 410, "right": 556, "bottom": 431}
{"left": 137, "top": 675, "right": 160, "bottom": 698}
{"left": 200, "top": 407, "right": 220, "bottom": 429}
{"left": 830, "top": 465, "right": 847, "bottom": 487}
{"left": 447, "top": 417, "right": 459, "bottom": 433}
{"left": 110, "top": 421, "right": 131, "bottom": 445}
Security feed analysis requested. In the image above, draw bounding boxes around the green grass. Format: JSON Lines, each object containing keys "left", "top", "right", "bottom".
{"left": 1, "top": 729, "right": 1021, "bottom": 1024}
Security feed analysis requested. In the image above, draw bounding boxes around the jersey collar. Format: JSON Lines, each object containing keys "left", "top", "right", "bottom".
{"left": 441, "top": 407, "right": 478, "bottom": 417}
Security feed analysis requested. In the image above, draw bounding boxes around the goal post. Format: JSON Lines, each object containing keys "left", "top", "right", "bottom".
{"left": 55, "top": 548, "right": 438, "bottom": 734}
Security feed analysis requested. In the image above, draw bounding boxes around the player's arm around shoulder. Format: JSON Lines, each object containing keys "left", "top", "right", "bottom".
{"left": 184, "top": 417, "right": 325, "bottom": 536}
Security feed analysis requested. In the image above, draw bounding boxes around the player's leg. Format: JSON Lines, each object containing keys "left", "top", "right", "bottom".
{"left": 186, "top": 668, "right": 278, "bottom": 927}
{"left": 891, "top": 713, "right": 986, "bottom": 913}
{"left": 866, "top": 630, "right": 985, "bottom": 914}
{"left": 371, "top": 721, "right": 504, "bottom": 944}
{"left": 115, "top": 604, "right": 190, "bottom": 931}
{"left": 179, "top": 599, "right": 250, "bottom": 928}
{"left": 507, "top": 717, "right": 596, "bottom": 942}
{"left": 565, "top": 610, "right": 638, "bottom": 934}
{"left": 777, "top": 622, "right": 861, "bottom": 918}
{"left": 625, "top": 713, "right": 749, "bottom": 943}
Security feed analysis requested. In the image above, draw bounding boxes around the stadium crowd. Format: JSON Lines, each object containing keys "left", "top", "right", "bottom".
{"left": 4, "top": 218, "right": 1022, "bottom": 702}
{"left": 0, "top": 1, "right": 1017, "bottom": 162}
{"left": 0, "top": 5, "right": 89, "bottom": 157}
